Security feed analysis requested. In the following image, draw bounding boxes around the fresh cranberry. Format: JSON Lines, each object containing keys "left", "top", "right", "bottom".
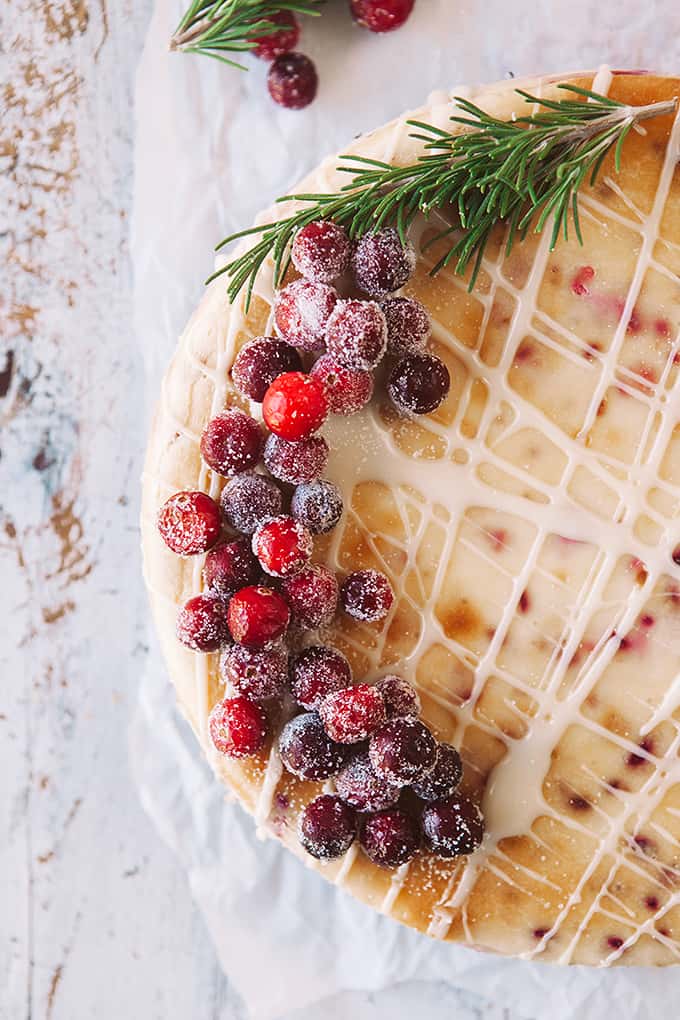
{"left": 268, "top": 52, "right": 318, "bottom": 110}
{"left": 412, "top": 743, "right": 463, "bottom": 801}
{"left": 369, "top": 717, "right": 437, "bottom": 786}
{"left": 310, "top": 354, "right": 374, "bottom": 415}
{"left": 252, "top": 515, "right": 313, "bottom": 577}
{"left": 274, "top": 279, "right": 337, "bottom": 351}
{"left": 200, "top": 409, "right": 264, "bottom": 476}
{"left": 336, "top": 750, "right": 400, "bottom": 812}
{"left": 204, "top": 537, "right": 260, "bottom": 595}
{"left": 291, "top": 221, "right": 351, "bottom": 283}
{"left": 278, "top": 712, "right": 347, "bottom": 779}
{"left": 250, "top": 10, "right": 299, "bottom": 60}
{"left": 219, "top": 643, "right": 288, "bottom": 701}
{"left": 176, "top": 594, "right": 230, "bottom": 652}
{"left": 290, "top": 478, "right": 343, "bottom": 534}
{"left": 350, "top": 0, "right": 415, "bottom": 33}
{"left": 208, "top": 696, "right": 268, "bottom": 758}
{"left": 377, "top": 675, "right": 420, "bottom": 718}
{"left": 381, "top": 297, "right": 430, "bottom": 355}
{"left": 421, "top": 795, "right": 484, "bottom": 858}
{"left": 351, "top": 228, "right": 415, "bottom": 296}
{"left": 220, "top": 472, "right": 283, "bottom": 535}
{"left": 227, "top": 585, "right": 290, "bottom": 647}
{"left": 158, "top": 491, "right": 222, "bottom": 556}
{"left": 388, "top": 353, "right": 450, "bottom": 415}
{"left": 290, "top": 644, "right": 351, "bottom": 709}
{"left": 298, "top": 794, "right": 356, "bottom": 860}
{"left": 320, "top": 683, "right": 386, "bottom": 744}
{"left": 263, "top": 433, "right": 328, "bottom": 484}
{"left": 282, "top": 563, "right": 339, "bottom": 629}
{"left": 263, "top": 371, "right": 329, "bottom": 440}
{"left": 340, "top": 569, "right": 394, "bottom": 622}
{"left": 232, "top": 337, "right": 302, "bottom": 402}
{"left": 325, "top": 300, "right": 387, "bottom": 371}
{"left": 360, "top": 807, "right": 420, "bottom": 868}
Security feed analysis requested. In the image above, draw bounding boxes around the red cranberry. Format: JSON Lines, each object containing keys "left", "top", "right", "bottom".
{"left": 351, "top": 228, "right": 415, "bottom": 296}
{"left": 290, "top": 644, "right": 352, "bottom": 710}
{"left": 340, "top": 569, "right": 394, "bottom": 622}
{"left": 200, "top": 409, "right": 264, "bottom": 476}
{"left": 282, "top": 563, "right": 339, "bottom": 629}
{"left": 252, "top": 515, "right": 313, "bottom": 577}
{"left": 421, "top": 795, "right": 484, "bottom": 858}
{"left": 311, "top": 354, "right": 374, "bottom": 415}
{"left": 325, "top": 300, "right": 387, "bottom": 371}
{"left": 204, "top": 538, "right": 260, "bottom": 596}
{"left": 158, "top": 491, "right": 221, "bottom": 556}
{"left": 268, "top": 52, "right": 318, "bottom": 110}
{"left": 220, "top": 472, "right": 283, "bottom": 535}
{"left": 377, "top": 675, "right": 420, "bottom": 718}
{"left": 250, "top": 10, "right": 299, "bottom": 60}
{"left": 388, "top": 353, "right": 450, "bottom": 415}
{"left": 176, "top": 594, "right": 229, "bottom": 652}
{"left": 290, "top": 479, "right": 343, "bottom": 534}
{"left": 219, "top": 643, "right": 288, "bottom": 701}
{"left": 263, "top": 433, "right": 329, "bottom": 484}
{"left": 278, "top": 712, "right": 347, "bottom": 780}
{"left": 232, "top": 337, "right": 302, "bottom": 402}
{"left": 412, "top": 743, "right": 463, "bottom": 801}
{"left": 320, "top": 683, "right": 386, "bottom": 744}
{"left": 381, "top": 297, "right": 430, "bottom": 355}
{"left": 369, "top": 717, "right": 437, "bottom": 786}
{"left": 263, "top": 371, "right": 329, "bottom": 440}
{"left": 350, "top": 0, "right": 415, "bottom": 33}
{"left": 360, "top": 807, "right": 420, "bottom": 868}
{"left": 336, "top": 750, "right": 400, "bottom": 812}
{"left": 227, "top": 585, "right": 290, "bottom": 647}
{"left": 274, "top": 279, "right": 337, "bottom": 351}
{"left": 208, "top": 696, "right": 268, "bottom": 758}
{"left": 291, "top": 221, "right": 351, "bottom": 283}
{"left": 299, "top": 794, "right": 356, "bottom": 860}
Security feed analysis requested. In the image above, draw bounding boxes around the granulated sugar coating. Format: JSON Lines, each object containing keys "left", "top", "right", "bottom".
{"left": 336, "top": 749, "right": 401, "bottom": 812}
{"left": 298, "top": 794, "right": 356, "bottom": 861}
{"left": 290, "top": 478, "right": 343, "bottom": 534}
{"left": 351, "top": 227, "right": 416, "bottom": 297}
{"left": 219, "top": 643, "right": 289, "bottom": 701}
{"left": 208, "top": 696, "right": 269, "bottom": 759}
{"left": 220, "top": 472, "right": 283, "bottom": 535}
{"left": 231, "top": 336, "right": 302, "bottom": 403}
{"left": 200, "top": 408, "right": 265, "bottom": 476}
{"left": 376, "top": 675, "right": 421, "bottom": 719}
{"left": 340, "top": 568, "right": 394, "bottom": 621}
{"left": 381, "top": 296, "right": 430, "bottom": 355}
{"left": 157, "top": 490, "right": 222, "bottom": 556}
{"left": 421, "top": 796, "right": 484, "bottom": 858}
{"left": 359, "top": 807, "right": 420, "bottom": 868}
{"left": 412, "top": 743, "right": 463, "bottom": 802}
{"left": 387, "top": 353, "right": 450, "bottom": 415}
{"left": 252, "top": 515, "right": 314, "bottom": 578}
{"left": 274, "top": 278, "right": 337, "bottom": 350}
{"left": 310, "top": 354, "right": 374, "bottom": 415}
{"left": 263, "top": 433, "right": 329, "bottom": 484}
{"left": 204, "top": 537, "right": 260, "bottom": 595}
{"left": 325, "top": 299, "right": 388, "bottom": 371}
{"left": 176, "top": 593, "right": 230, "bottom": 652}
{"left": 278, "top": 711, "right": 347, "bottom": 781}
{"left": 281, "top": 563, "right": 339, "bottom": 629}
{"left": 320, "top": 683, "right": 386, "bottom": 743}
{"left": 291, "top": 220, "right": 351, "bottom": 284}
{"left": 290, "top": 643, "right": 351, "bottom": 709}
{"left": 369, "top": 717, "right": 438, "bottom": 786}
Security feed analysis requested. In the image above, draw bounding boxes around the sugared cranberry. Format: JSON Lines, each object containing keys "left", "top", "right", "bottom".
{"left": 200, "top": 409, "right": 264, "bottom": 476}
{"left": 176, "top": 594, "right": 229, "bottom": 652}
{"left": 369, "top": 717, "right": 437, "bottom": 786}
{"left": 381, "top": 297, "right": 430, "bottom": 355}
{"left": 278, "top": 712, "right": 347, "bottom": 780}
{"left": 227, "top": 585, "right": 290, "bottom": 647}
{"left": 268, "top": 52, "right": 318, "bottom": 110}
{"left": 325, "top": 300, "right": 387, "bottom": 371}
{"left": 336, "top": 750, "right": 400, "bottom": 812}
{"left": 320, "top": 683, "right": 386, "bottom": 744}
{"left": 282, "top": 564, "right": 339, "bottom": 629}
{"left": 274, "top": 279, "right": 337, "bottom": 351}
{"left": 299, "top": 794, "right": 356, "bottom": 860}
{"left": 340, "top": 569, "right": 394, "bottom": 622}
{"left": 310, "top": 354, "right": 374, "bottom": 415}
{"left": 204, "top": 538, "right": 260, "bottom": 596}
{"left": 263, "top": 371, "right": 329, "bottom": 441}
{"left": 351, "top": 228, "right": 415, "bottom": 296}
{"left": 350, "top": 0, "right": 415, "bottom": 33}
{"left": 250, "top": 10, "right": 299, "bottom": 60}
{"left": 421, "top": 795, "right": 484, "bottom": 858}
{"left": 232, "top": 337, "right": 302, "bottom": 403}
{"left": 208, "top": 696, "right": 268, "bottom": 758}
{"left": 252, "top": 515, "right": 313, "bottom": 577}
{"left": 377, "top": 675, "right": 420, "bottom": 719}
{"left": 412, "top": 743, "right": 463, "bottom": 801}
{"left": 290, "top": 479, "right": 343, "bottom": 534}
{"left": 360, "top": 807, "right": 420, "bottom": 868}
{"left": 292, "top": 221, "right": 351, "bottom": 283}
{"left": 219, "top": 643, "right": 288, "bottom": 701}
{"left": 220, "top": 472, "right": 283, "bottom": 535}
{"left": 263, "top": 433, "right": 328, "bottom": 484}
{"left": 158, "top": 491, "right": 221, "bottom": 556}
{"left": 290, "top": 644, "right": 351, "bottom": 709}
{"left": 388, "top": 353, "right": 450, "bottom": 415}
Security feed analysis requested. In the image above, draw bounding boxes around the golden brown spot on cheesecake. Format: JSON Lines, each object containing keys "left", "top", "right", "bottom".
{"left": 440, "top": 598, "right": 481, "bottom": 641}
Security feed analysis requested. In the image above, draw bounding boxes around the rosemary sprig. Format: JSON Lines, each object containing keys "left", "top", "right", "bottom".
{"left": 210, "top": 85, "right": 677, "bottom": 306}
{"left": 171, "top": 0, "right": 323, "bottom": 68}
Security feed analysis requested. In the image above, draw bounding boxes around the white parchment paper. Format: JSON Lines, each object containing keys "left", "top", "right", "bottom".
{"left": 131, "top": 2, "right": 680, "bottom": 1016}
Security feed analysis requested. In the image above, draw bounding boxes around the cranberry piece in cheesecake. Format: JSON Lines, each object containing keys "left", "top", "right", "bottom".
{"left": 310, "top": 354, "right": 375, "bottom": 415}
{"left": 290, "top": 644, "right": 352, "bottom": 710}
{"left": 299, "top": 794, "right": 356, "bottom": 860}
{"left": 351, "top": 227, "right": 415, "bottom": 296}
{"left": 282, "top": 563, "right": 339, "bottom": 629}
{"left": 278, "top": 712, "right": 347, "bottom": 780}
{"left": 376, "top": 675, "right": 421, "bottom": 719}
{"left": 263, "top": 433, "right": 329, "bottom": 484}
{"left": 252, "top": 515, "right": 313, "bottom": 578}
{"left": 274, "top": 279, "right": 337, "bottom": 351}
{"left": 340, "top": 569, "right": 394, "bottom": 622}
{"left": 200, "top": 409, "right": 264, "bottom": 476}
{"left": 336, "top": 749, "right": 400, "bottom": 812}
{"left": 291, "top": 221, "right": 351, "bottom": 283}
{"left": 219, "top": 643, "right": 288, "bottom": 701}
{"left": 360, "top": 807, "right": 420, "bottom": 868}
{"left": 320, "top": 683, "right": 386, "bottom": 744}
{"left": 388, "top": 353, "right": 450, "bottom": 415}
{"left": 412, "top": 743, "right": 463, "bottom": 801}
{"left": 250, "top": 10, "right": 299, "bottom": 60}
{"left": 290, "top": 478, "right": 343, "bottom": 535}
{"left": 421, "top": 795, "right": 484, "bottom": 858}
{"left": 268, "top": 52, "right": 318, "bottom": 110}
{"left": 369, "top": 717, "right": 437, "bottom": 786}
{"left": 208, "top": 696, "right": 268, "bottom": 758}
{"left": 220, "top": 472, "right": 283, "bottom": 536}
{"left": 350, "top": 0, "right": 415, "bottom": 33}
{"left": 325, "top": 300, "right": 387, "bottom": 371}
{"left": 227, "top": 585, "right": 290, "bottom": 647}
{"left": 232, "top": 337, "right": 302, "bottom": 403}
{"left": 158, "top": 491, "right": 221, "bottom": 556}
{"left": 263, "top": 372, "right": 329, "bottom": 441}
{"left": 176, "top": 594, "right": 229, "bottom": 652}
{"left": 204, "top": 537, "right": 260, "bottom": 596}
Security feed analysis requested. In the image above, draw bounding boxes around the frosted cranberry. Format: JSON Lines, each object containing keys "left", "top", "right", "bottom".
{"left": 158, "top": 491, "right": 221, "bottom": 556}
{"left": 282, "top": 563, "right": 339, "bottom": 629}
{"left": 360, "top": 807, "right": 420, "bottom": 868}
{"left": 421, "top": 795, "right": 484, "bottom": 858}
{"left": 252, "top": 515, "right": 313, "bottom": 577}
{"left": 278, "top": 712, "right": 347, "bottom": 780}
{"left": 351, "top": 228, "right": 415, "bottom": 296}
{"left": 268, "top": 52, "right": 318, "bottom": 110}
{"left": 220, "top": 472, "right": 283, "bottom": 535}
{"left": 250, "top": 10, "right": 299, "bottom": 60}
{"left": 208, "top": 696, "right": 268, "bottom": 758}
{"left": 311, "top": 354, "right": 374, "bottom": 414}
{"left": 176, "top": 594, "right": 229, "bottom": 652}
{"left": 412, "top": 743, "right": 463, "bottom": 801}
{"left": 388, "top": 353, "right": 450, "bottom": 415}
{"left": 232, "top": 337, "right": 302, "bottom": 402}
{"left": 200, "top": 409, "right": 264, "bottom": 476}
{"left": 274, "top": 280, "right": 337, "bottom": 351}
{"left": 340, "top": 569, "right": 394, "bottom": 622}
{"left": 336, "top": 750, "right": 400, "bottom": 812}
{"left": 320, "top": 683, "right": 386, "bottom": 744}
{"left": 377, "top": 675, "right": 420, "bottom": 719}
{"left": 219, "top": 643, "right": 288, "bottom": 701}
{"left": 350, "top": 0, "right": 415, "bottom": 33}
{"left": 227, "top": 585, "right": 290, "bottom": 647}
{"left": 369, "top": 717, "right": 437, "bottom": 786}
{"left": 263, "top": 433, "right": 328, "bottom": 484}
{"left": 263, "top": 371, "right": 329, "bottom": 441}
{"left": 299, "top": 794, "right": 356, "bottom": 860}
{"left": 325, "top": 300, "right": 387, "bottom": 371}
{"left": 291, "top": 644, "right": 351, "bottom": 709}
{"left": 290, "top": 479, "right": 343, "bottom": 534}
{"left": 381, "top": 297, "right": 430, "bottom": 355}
{"left": 292, "top": 221, "right": 351, "bottom": 283}
{"left": 204, "top": 538, "right": 260, "bottom": 595}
